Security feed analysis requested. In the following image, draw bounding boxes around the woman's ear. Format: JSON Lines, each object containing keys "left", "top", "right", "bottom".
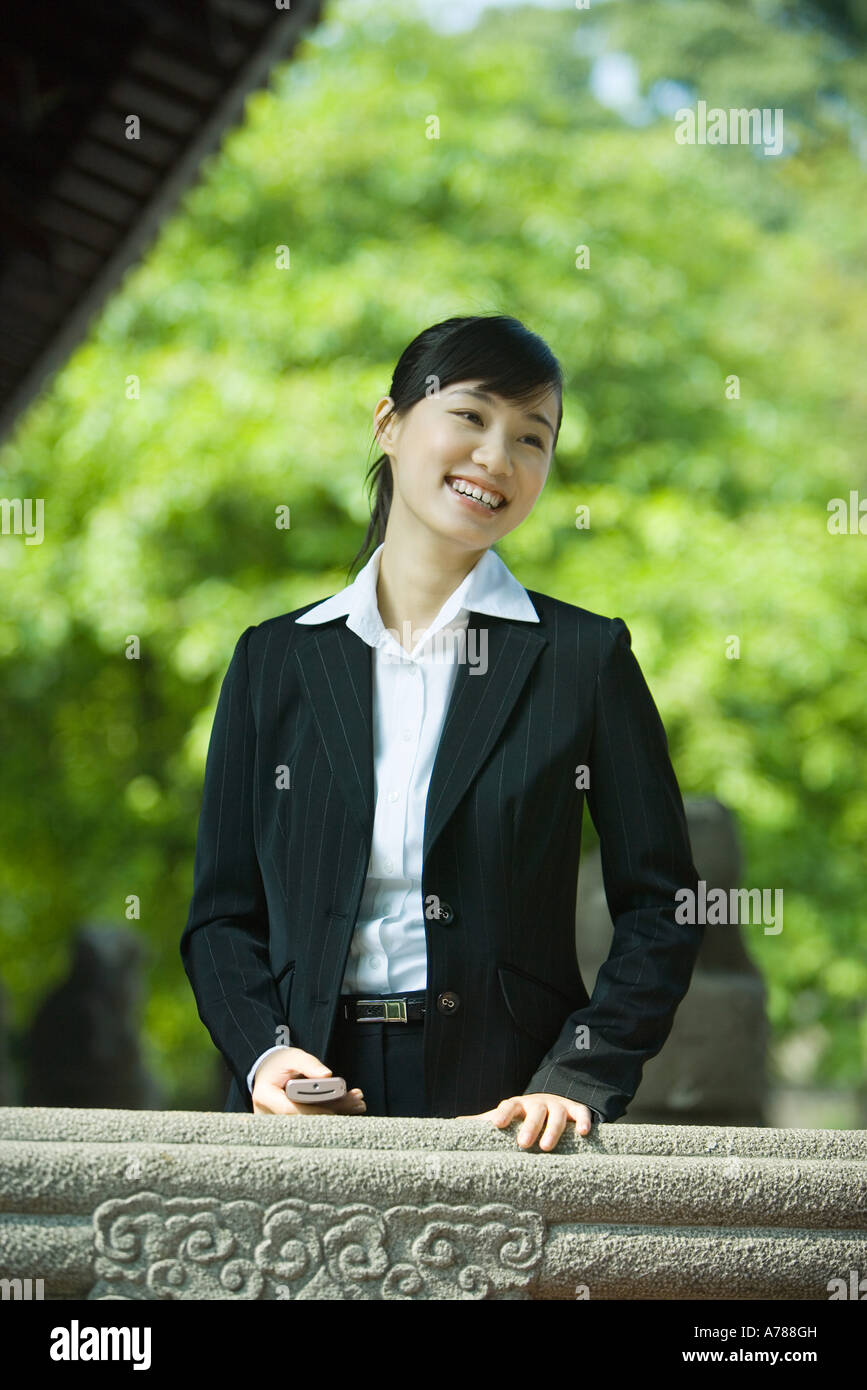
{"left": 373, "top": 396, "right": 397, "bottom": 455}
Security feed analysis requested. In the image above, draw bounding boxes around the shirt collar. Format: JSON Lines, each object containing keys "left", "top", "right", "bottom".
{"left": 295, "top": 542, "right": 539, "bottom": 653}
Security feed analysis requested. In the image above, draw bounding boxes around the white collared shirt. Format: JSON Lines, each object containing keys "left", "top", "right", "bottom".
{"left": 247, "top": 541, "right": 539, "bottom": 1093}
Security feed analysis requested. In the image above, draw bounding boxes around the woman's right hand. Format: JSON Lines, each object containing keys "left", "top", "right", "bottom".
{"left": 251, "top": 1047, "right": 366, "bottom": 1116}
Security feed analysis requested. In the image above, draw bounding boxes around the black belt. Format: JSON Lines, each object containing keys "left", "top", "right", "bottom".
{"left": 340, "top": 993, "right": 426, "bottom": 1023}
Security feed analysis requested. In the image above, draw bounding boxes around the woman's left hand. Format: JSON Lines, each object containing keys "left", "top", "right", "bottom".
{"left": 456, "top": 1094, "right": 594, "bottom": 1151}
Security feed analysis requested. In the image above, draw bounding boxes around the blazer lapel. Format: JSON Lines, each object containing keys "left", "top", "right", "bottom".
{"left": 423, "top": 612, "right": 548, "bottom": 860}
{"left": 293, "top": 623, "right": 375, "bottom": 845}
{"left": 293, "top": 613, "right": 548, "bottom": 860}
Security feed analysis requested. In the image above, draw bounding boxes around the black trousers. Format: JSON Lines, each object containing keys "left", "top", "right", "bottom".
{"left": 327, "top": 992, "right": 426, "bottom": 1117}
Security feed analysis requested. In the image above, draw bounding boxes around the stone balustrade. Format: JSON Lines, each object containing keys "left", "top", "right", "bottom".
{"left": 0, "top": 1108, "right": 864, "bottom": 1300}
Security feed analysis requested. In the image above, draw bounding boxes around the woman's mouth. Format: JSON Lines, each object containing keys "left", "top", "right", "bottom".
{"left": 444, "top": 476, "right": 507, "bottom": 515}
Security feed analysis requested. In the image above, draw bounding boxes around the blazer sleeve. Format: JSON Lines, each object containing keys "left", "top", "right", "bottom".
{"left": 522, "top": 616, "right": 704, "bottom": 1122}
{"left": 180, "top": 624, "right": 288, "bottom": 1100}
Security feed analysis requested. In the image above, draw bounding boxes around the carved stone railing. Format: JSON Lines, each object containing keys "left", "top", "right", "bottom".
{"left": 0, "top": 1109, "right": 864, "bottom": 1300}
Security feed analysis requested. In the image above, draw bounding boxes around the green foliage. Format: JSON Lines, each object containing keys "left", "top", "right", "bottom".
{"left": 1, "top": 0, "right": 864, "bottom": 1105}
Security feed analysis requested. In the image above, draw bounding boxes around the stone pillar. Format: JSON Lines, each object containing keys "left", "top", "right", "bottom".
{"left": 21, "top": 923, "right": 163, "bottom": 1110}
{"left": 0, "top": 979, "right": 12, "bottom": 1107}
{"left": 575, "top": 797, "right": 769, "bottom": 1125}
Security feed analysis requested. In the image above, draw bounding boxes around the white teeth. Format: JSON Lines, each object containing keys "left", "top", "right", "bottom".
{"left": 447, "top": 478, "right": 504, "bottom": 509}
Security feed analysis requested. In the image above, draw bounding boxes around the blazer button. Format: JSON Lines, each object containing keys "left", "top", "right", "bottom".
{"left": 437, "top": 901, "right": 454, "bottom": 924}
{"left": 436, "top": 990, "right": 460, "bottom": 1014}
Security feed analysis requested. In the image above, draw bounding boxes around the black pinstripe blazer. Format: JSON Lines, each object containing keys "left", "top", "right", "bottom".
{"left": 180, "top": 590, "right": 703, "bottom": 1121}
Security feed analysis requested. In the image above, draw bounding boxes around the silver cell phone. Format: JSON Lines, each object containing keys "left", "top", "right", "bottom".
{"left": 285, "top": 1075, "right": 347, "bottom": 1103}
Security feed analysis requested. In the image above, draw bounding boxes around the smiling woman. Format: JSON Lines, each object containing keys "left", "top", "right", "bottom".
{"left": 181, "top": 312, "right": 704, "bottom": 1154}
{"left": 350, "top": 315, "right": 563, "bottom": 586}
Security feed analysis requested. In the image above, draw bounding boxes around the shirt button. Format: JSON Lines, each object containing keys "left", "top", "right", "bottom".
{"left": 436, "top": 990, "right": 460, "bottom": 1015}
{"left": 401, "top": 730, "right": 413, "bottom": 741}
{"left": 384, "top": 859, "right": 394, "bottom": 872}
{"left": 367, "top": 955, "right": 380, "bottom": 969}
{"left": 387, "top": 790, "right": 399, "bottom": 802}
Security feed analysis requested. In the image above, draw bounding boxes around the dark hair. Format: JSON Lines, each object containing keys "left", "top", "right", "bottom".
{"left": 347, "top": 313, "right": 564, "bottom": 577}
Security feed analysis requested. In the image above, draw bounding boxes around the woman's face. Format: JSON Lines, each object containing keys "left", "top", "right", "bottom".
{"left": 374, "top": 378, "right": 559, "bottom": 552}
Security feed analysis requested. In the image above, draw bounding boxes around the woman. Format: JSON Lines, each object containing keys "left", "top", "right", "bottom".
{"left": 181, "top": 314, "right": 703, "bottom": 1153}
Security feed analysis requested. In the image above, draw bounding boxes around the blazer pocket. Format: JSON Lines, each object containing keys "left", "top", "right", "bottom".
{"left": 274, "top": 959, "right": 295, "bottom": 1016}
{"left": 497, "top": 963, "right": 575, "bottom": 1046}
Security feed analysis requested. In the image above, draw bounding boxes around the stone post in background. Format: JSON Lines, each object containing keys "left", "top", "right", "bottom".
{"left": 575, "top": 797, "right": 769, "bottom": 1125}
{"left": 21, "top": 923, "right": 163, "bottom": 1110}
{"left": 0, "top": 979, "right": 12, "bottom": 1107}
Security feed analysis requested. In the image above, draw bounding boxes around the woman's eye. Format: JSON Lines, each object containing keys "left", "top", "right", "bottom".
{"left": 451, "top": 412, "right": 544, "bottom": 450}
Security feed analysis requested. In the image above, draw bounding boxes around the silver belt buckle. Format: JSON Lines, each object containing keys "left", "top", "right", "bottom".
{"left": 356, "top": 997, "right": 407, "bottom": 1022}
